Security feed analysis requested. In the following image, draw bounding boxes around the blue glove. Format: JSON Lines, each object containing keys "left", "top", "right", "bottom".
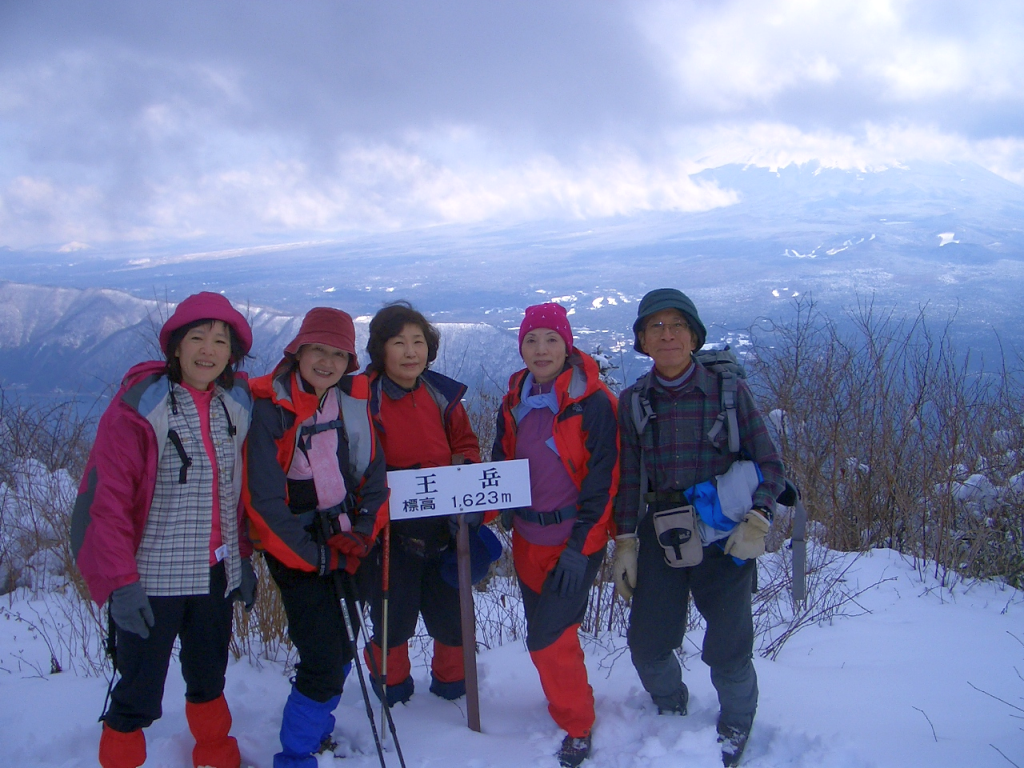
{"left": 234, "top": 558, "right": 258, "bottom": 611}
{"left": 550, "top": 547, "right": 589, "bottom": 598}
{"left": 111, "top": 581, "right": 155, "bottom": 639}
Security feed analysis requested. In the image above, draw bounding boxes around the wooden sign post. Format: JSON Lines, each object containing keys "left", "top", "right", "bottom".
{"left": 387, "top": 460, "right": 531, "bottom": 732}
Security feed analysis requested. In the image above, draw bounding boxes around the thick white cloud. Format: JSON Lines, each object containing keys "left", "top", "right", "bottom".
{"left": 0, "top": 0, "right": 1021, "bottom": 248}
{"left": 641, "top": 0, "right": 1024, "bottom": 111}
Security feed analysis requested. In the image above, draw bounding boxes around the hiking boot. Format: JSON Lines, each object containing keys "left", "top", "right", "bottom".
{"left": 654, "top": 684, "right": 689, "bottom": 716}
{"left": 717, "top": 723, "right": 751, "bottom": 767}
{"left": 371, "top": 675, "right": 414, "bottom": 707}
{"left": 557, "top": 733, "right": 592, "bottom": 768}
{"left": 317, "top": 735, "right": 339, "bottom": 755}
{"left": 429, "top": 673, "right": 466, "bottom": 701}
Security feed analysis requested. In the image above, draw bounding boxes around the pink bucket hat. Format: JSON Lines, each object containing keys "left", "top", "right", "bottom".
{"left": 283, "top": 307, "right": 359, "bottom": 373}
{"left": 159, "top": 292, "right": 253, "bottom": 356}
{"left": 518, "top": 303, "right": 573, "bottom": 357}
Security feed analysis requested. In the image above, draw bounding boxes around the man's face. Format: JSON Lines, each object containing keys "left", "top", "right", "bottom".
{"left": 638, "top": 308, "right": 697, "bottom": 379}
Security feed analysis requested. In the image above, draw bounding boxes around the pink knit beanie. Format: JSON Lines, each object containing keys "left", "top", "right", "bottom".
{"left": 518, "top": 303, "right": 573, "bottom": 357}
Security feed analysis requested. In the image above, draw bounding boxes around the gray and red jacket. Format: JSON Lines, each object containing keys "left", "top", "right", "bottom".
{"left": 70, "top": 360, "right": 253, "bottom": 605}
{"left": 242, "top": 368, "right": 389, "bottom": 574}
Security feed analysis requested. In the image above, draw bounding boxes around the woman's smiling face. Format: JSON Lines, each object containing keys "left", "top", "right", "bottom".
{"left": 383, "top": 323, "right": 429, "bottom": 389}
{"left": 297, "top": 343, "right": 350, "bottom": 397}
{"left": 520, "top": 327, "right": 568, "bottom": 385}
{"left": 174, "top": 321, "right": 232, "bottom": 390}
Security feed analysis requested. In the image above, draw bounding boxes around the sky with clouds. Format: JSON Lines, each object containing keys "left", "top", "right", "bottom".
{"left": 2, "top": 0, "right": 1023, "bottom": 250}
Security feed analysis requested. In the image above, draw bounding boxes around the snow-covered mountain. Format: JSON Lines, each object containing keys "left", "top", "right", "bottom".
{"left": 2, "top": 160, "right": 1023, "bottom": 397}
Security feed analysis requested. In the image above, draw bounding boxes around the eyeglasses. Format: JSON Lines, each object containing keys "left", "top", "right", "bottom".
{"left": 644, "top": 320, "right": 689, "bottom": 338}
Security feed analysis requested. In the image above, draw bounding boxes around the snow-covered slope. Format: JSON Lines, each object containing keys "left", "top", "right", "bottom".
{"left": 0, "top": 548, "right": 1019, "bottom": 767}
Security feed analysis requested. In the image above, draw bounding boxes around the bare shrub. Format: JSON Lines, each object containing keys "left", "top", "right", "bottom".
{"left": 749, "top": 296, "right": 1024, "bottom": 587}
{"left": 229, "top": 554, "right": 296, "bottom": 668}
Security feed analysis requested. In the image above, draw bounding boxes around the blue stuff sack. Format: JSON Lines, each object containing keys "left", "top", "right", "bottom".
{"left": 440, "top": 524, "right": 503, "bottom": 588}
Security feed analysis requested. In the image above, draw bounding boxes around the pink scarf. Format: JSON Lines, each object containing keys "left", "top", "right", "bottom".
{"left": 287, "top": 382, "right": 351, "bottom": 531}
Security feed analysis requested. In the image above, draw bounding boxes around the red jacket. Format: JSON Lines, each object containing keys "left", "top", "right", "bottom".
{"left": 70, "top": 361, "right": 253, "bottom": 605}
{"left": 368, "top": 369, "right": 489, "bottom": 542}
{"left": 492, "top": 350, "right": 619, "bottom": 555}
{"left": 243, "top": 368, "right": 389, "bottom": 573}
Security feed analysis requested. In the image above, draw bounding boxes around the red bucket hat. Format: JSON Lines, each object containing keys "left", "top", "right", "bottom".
{"left": 159, "top": 292, "right": 253, "bottom": 357}
{"left": 284, "top": 307, "right": 359, "bottom": 373}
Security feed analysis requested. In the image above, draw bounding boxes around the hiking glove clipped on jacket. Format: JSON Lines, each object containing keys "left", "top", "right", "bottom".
{"left": 723, "top": 508, "right": 771, "bottom": 561}
{"left": 612, "top": 534, "right": 638, "bottom": 599}
{"left": 111, "top": 581, "right": 155, "bottom": 639}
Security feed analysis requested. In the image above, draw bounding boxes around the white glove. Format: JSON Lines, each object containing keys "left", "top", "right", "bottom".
{"left": 612, "top": 534, "right": 638, "bottom": 599}
{"left": 723, "top": 508, "right": 771, "bottom": 560}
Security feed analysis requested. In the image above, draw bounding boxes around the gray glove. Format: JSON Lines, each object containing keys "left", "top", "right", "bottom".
{"left": 550, "top": 547, "right": 589, "bottom": 598}
{"left": 234, "top": 558, "right": 258, "bottom": 611}
{"left": 111, "top": 581, "right": 155, "bottom": 639}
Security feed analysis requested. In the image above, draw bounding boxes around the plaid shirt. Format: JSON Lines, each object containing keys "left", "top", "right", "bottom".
{"left": 614, "top": 361, "right": 785, "bottom": 536}
{"left": 136, "top": 383, "right": 246, "bottom": 597}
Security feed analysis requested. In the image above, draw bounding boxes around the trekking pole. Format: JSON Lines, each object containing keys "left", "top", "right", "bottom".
{"left": 342, "top": 574, "right": 408, "bottom": 768}
{"left": 379, "top": 520, "right": 392, "bottom": 744}
{"left": 331, "top": 570, "right": 388, "bottom": 768}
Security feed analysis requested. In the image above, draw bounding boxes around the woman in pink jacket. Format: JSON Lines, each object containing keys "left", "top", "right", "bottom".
{"left": 71, "top": 292, "right": 255, "bottom": 768}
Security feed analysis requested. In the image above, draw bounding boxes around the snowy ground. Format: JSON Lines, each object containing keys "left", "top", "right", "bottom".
{"left": 1, "top": 548, "right": 1021, "bottom": 768}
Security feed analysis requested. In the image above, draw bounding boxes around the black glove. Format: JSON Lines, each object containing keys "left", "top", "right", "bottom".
{"left": 111, "top": 581, "right": 155, "bottom": 639}
{"left": 351, "top": 508, "right": 376, "bottom": 537}
{"left": 233, "top": 558, "right": 258, "bottom": 612}
{"left": 550, "top": 547, "right": 589, "bottom": 598}
{"left": 500, "top": 509, "right": 515, "bottom": 533}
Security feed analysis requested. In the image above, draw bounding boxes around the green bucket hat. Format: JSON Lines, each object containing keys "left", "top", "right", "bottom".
{"left": 632, "top": 288, "right": 707, "bottom": 353}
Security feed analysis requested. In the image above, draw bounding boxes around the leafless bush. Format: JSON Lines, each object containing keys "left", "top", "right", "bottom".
{"left": 0, "top": 388, "right": 108, "bottom": 674}
{"left": 229, "top": 554, "right": 296, "bottom": 668}
{"left": 749, "top": 296, "right": 1024, "bottom": 587}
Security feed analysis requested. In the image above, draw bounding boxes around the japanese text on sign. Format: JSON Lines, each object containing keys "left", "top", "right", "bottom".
{"left": 386, "top": 459, "right": 532, "bottom": 521}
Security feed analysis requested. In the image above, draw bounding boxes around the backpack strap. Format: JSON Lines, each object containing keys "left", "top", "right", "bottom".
{"left": 296, "top": 419, "right": 345, "bottom": 453}
{"left": 707, "top": 368, "right": 741, "bottom": 454}
{"left": 166, "top": 428, "right": 192, "bottom": 485}
{"left": 629, "top": 377, "right": 656, "bottom": 526}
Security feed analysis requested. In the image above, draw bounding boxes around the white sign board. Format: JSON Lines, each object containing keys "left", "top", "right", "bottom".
{"left": 386, "top": 459, "right": 532, "bottom": 521}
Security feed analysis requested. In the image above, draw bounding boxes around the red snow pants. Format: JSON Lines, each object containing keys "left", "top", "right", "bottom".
{"left": 513, "top": 534, "right": 603, "bottom": 738}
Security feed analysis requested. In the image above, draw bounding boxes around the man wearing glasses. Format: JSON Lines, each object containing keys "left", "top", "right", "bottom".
{"left": 612, "top": 288, "right": 785, "bottom": 767}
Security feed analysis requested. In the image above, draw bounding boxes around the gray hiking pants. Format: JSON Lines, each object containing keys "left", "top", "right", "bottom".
{"left": 627, "top": 512, "right": 758, "bottom": 731}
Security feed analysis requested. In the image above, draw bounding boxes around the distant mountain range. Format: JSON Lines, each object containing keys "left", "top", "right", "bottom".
{"left": 0, "top": 282, "right": 522, "bottom": 405}
{"left": 2, "top": 159, "right": 1022, "bottom": 400}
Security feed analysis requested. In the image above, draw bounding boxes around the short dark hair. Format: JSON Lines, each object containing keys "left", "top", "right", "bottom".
{"left": 366, "top": 301, "right": 440, "bottom": 374}
{"left": 165, "top": 318, "right": 247, "bottom": 389}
